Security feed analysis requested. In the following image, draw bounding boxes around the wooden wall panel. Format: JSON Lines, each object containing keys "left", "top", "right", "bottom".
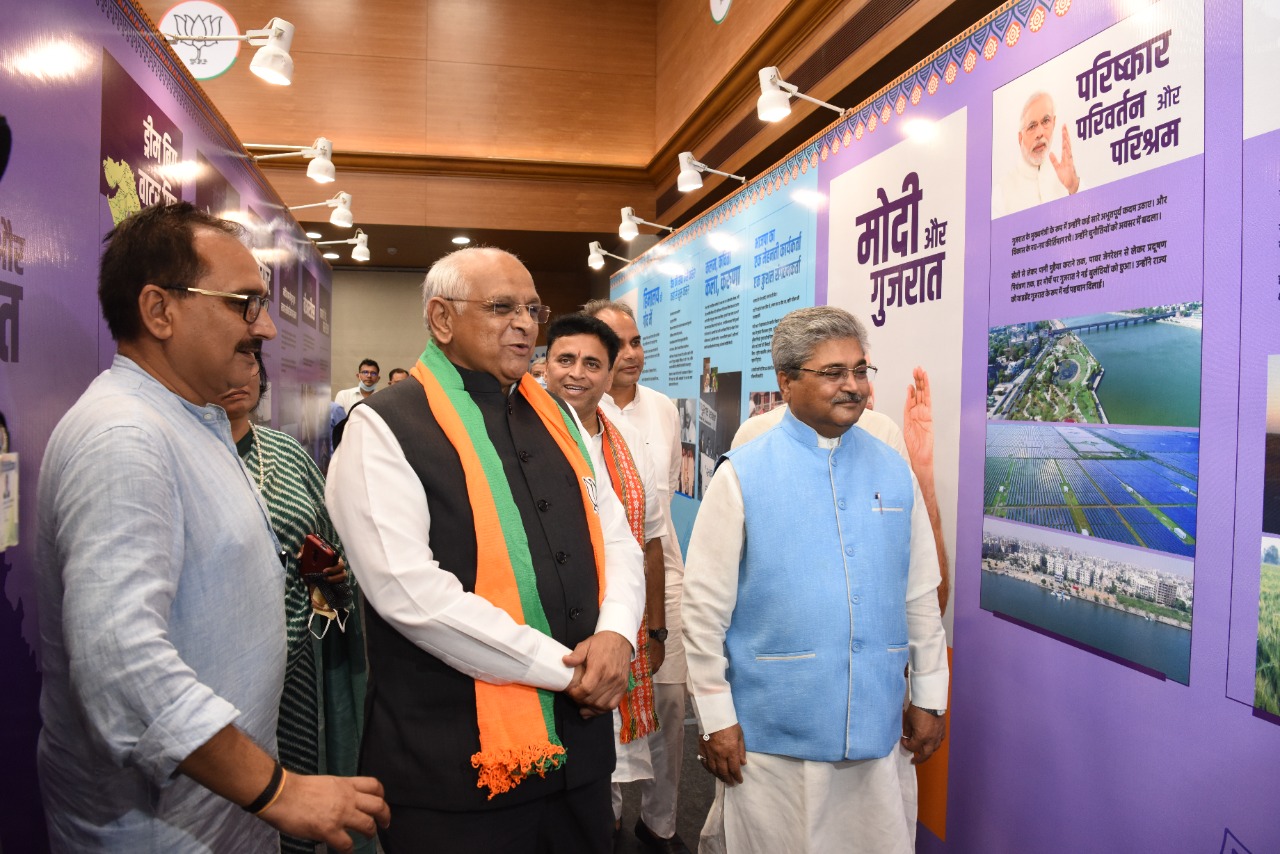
{"left": 263, "top": 168, "right": 655, "bottom": 233}
{"left": 426, "top": 0, "right": 655, "bottom": 75}
{"left": 654, "top": 0, "right": 789, "bottom": 147}
{"left": 139, "top": 0, "right": 656, "bottom": 164}
{"left": 424, "top": 61, "right": 653, "bottom": 163}
{"left": 210, "top": 53, "right": 428, "bottom": 152}
{"left": 139, "top": 0, "right": 429, "bottom": 60}
{"left": 138, "top": 0, "right": 429, "bottom": 152}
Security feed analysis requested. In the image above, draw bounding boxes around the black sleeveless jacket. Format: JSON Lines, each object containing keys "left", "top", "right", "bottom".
{"left": 357, "top": 367, "right": 613, "bottom": 810}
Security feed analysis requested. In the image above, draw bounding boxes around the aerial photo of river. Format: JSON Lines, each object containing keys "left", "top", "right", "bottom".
{"left": 1070, "top": 312, "right": 1202, "bottom": 427}
{"left": 982, "top": 571, "right": 1191, "bottom": 683}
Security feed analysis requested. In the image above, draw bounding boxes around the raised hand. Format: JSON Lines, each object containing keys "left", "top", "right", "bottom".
{"left": 1048, "top": 124, "right": 1080, "bottom": 194}
{"left": 903, "top": 366, "right": 936, "bottom": 478}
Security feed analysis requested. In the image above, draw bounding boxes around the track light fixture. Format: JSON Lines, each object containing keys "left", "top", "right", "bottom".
{"left": 756, "top": 66, "right": 846, "bottom": 122}
{"left": 677, "top": 152, "right": 747, "bottom": 193}
{"left": 316, "top": 228, "right": 371, "bottom": 262}
{"left": 252, "top": 137, "right": 335, "bottom": 183}
{"left": 162, "top": 17, "right": 296, "bottom": 85}
{"left": 587, "top": 241, "right": 630, "bottom": 270}
{"left": 289, "top": 191, "right": 354, "bottom": 228}
{"left": 619, "top": 206, "right": 673, "bottom": 241}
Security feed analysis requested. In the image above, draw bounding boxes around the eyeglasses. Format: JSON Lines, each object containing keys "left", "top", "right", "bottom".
{"left": 443, "top": 298, "right": 551, "bottom": 324}
{"left": 1022, "top": 115, "right": 1054, "bottom": 134}
{"left": 795, "top": 365, "right": 878, "bottom": 384}
{"left": 359, "top": 369, "right": 380, "bottom": 378}
{"left": 164, "top": 286, "right": 269, "bottom": 323}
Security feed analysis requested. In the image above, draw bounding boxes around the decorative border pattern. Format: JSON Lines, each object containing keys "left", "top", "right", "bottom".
{"left": 613, "top": 0, "right": 1072, "bottom": 288}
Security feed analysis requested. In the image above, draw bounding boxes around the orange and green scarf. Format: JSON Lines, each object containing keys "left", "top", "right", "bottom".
{"left": 410, "top": 341, "right": 606, "bottom": 798}
{"left": 598, "top": 410, "right": 660, "bottom": 744}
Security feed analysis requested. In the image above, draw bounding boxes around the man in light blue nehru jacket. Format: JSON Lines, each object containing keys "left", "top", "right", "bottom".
{"left": 682, "top": 305, "right": 949, "bottom": 854}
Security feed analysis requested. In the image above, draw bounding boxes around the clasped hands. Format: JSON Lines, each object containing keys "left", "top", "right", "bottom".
{"left": 562, "top": 630, "right": 633, "bottom": 718}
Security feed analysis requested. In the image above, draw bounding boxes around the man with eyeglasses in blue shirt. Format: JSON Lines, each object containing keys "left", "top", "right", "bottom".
{"left": 682, "top": 306, "right": 948, "bottom": 854}
{"left": 37, "top": 203, "right": 389, "bottom": 852}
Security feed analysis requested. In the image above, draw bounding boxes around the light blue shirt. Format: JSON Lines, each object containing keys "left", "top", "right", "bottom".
{"left": 36, "top": 355, "right": 286, "bottom": 852}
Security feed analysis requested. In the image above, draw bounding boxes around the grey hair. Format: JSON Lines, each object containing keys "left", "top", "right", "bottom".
{"left": 581, "top": 298, "right": 634, "bottom": 320}
{"left": 420, "top": 246, "right": 521, "bottom": 335}
{"left": 1018, "top": 91, "right": 1054, "bottom": 130}
{"left": 771, "top": 306, "right": 869, "bottom": 378}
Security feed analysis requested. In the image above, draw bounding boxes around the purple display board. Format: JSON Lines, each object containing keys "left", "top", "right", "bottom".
{"left": 0, "top": 1, "right": 332, "bottom": 848}
{"left": 982, "top": 2, "right": 1202, "bottom": 684}
{"left": 614, "top": 0, "right": 1277, "bottom": 850}
{"left": 1227, "top": 0, "right": 1280, "bottom": 721}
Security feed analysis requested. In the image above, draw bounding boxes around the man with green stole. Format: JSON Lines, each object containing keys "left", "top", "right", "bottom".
{"left": 327, "top": 247, "right": 645, "bottom": 853}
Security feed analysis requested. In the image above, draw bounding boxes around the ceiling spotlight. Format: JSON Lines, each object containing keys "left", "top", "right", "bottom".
{"left": 451, "top": 236, "right": 471, "bottom": 245}
{"left": 162, "top": 17, "right": 296, "bottom": 85}
{"left": 321, "top": 251, "right": 340, "bottom": 260}
{"left": 677, "top": 151, "right": 747, "bottom": 193}
{"left": 619, "top": 206, "right": 673, "bottom": 242}
{"left": 756, "top": 66, "right": 846, "bottom": 123}
{"left": 305, "top": 230, "right": 322, "bottom": 239}
{"left": 317, "top": 228, "right": 371, "bottom": 262}
{"left": 252, "top": 137, "right": 336, "bottom": 183}
{"left": 289, "top": 191, "right": 354, "bottom": 228}
{"left": 587, "top": 240, "right": 630, "bottom": 270}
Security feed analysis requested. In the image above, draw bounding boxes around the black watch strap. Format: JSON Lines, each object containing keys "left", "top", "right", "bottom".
{"left": 647, "top": 627, "right": 668, "bottom": 642}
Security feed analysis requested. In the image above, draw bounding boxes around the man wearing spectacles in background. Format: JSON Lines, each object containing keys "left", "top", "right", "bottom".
{"left": 682, "top": 306, "right": 948, "bottom": 854}
{"left": 37, "top": 202, "right": 389, "bottom": 852}
{"left": 327, "top": 247, "right": 645, "bottom": 853}
{"left": 335, "top": 358, "right": 381, "bottom": 413}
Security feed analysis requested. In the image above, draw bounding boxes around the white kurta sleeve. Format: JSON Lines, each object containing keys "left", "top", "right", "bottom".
{"left": 905, "top": 474, "right": 949, "bottom": 709}
{"left": 681, "top": 460, "right": 745, "bottom": 735}
{"left": 571, "top": 407, "right": 646, "bottom": 652}
{"left": 593, "top": 469, "right": 646, "bottom": 651}
{"left": 327, "top": 405, "right": 579, "bottom": 690}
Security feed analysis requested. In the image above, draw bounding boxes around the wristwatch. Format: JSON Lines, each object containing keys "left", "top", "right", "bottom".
{"left": 914, "top": 705, "right": 946, "bottom": 717}
{"left": 647, "top": 627, "right": 669, "bottom": 642}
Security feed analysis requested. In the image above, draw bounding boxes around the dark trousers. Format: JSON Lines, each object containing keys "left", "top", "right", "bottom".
{"left": 380, "top": 778, "right": 613, "bottom": 854}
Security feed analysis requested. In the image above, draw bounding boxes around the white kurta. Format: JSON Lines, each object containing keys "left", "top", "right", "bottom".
{"left": 584, "top": 415, "right": 666, "bottom": 784}
{"left": 731, "top": 405, "right": 907, "bottom": 456}
{"left": 993, "top": 155, "right": 1071, "bottom": 217}
{"left": 601, "top": 384, "right": 687, "bottom": 684}
{"left": 601, "top": 383, "right": 689, "bottom": 836}
{"left": 333, "top": 385, "right": 368, "bottom": 413}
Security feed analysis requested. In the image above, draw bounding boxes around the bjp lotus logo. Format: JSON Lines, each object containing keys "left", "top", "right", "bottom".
{"left": 170, "top": 12, "right": 223, "bottom": 65}
{"left": 159, "top": 2, "right": 242, "bottom": 81}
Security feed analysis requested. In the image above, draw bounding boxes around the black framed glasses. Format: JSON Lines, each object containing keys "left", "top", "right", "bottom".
{"left": 443, "top": 298, "right": 551, "bottom": 324}
{"left": 163, "top": 286, "right": 269, "bottom": 323}
{"left": 795, "top": 365, "right": 878, "bottom": 384}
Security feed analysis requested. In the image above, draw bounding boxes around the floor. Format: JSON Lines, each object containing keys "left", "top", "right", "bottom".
{"left": 613, "top": 700, "right": 717, "bottom": 853}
